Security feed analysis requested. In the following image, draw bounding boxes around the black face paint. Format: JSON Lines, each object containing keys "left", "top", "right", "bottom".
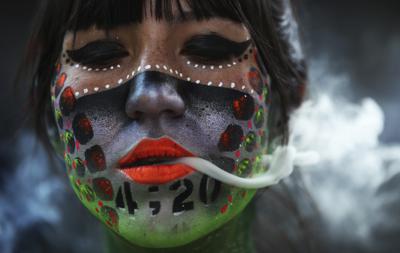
{"left": 72, "top": 113, "right": 94, "bottom": 145}
{"left": 181, "top": 34, "right": 251, "bottom": 63}
{"left": 113, "top": 179, "right": 221, "bottom": 217}
{"left": 85, "top": 145, "right": 106, "bottom": 173}
{"left": 93, "top": 177, "right": 114, "bottom": 201}
{"left": 60, "top": 87, "right": 76, "bottom": 116}
{"left": 67, "top": 39, "right": 129, "bottom": 68}
{"left": 56, "top": 69, "right": 268, "bottom": 247}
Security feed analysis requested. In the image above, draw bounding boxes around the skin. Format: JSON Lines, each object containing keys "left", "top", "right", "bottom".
{"left": 50, "top": 2, "right": 271, "bottom": 252}
{"left": 106, "top": 203, "right": 256, "bottom": 253}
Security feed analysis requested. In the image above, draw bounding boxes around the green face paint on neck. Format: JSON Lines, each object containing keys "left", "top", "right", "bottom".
{"left": 105, "top": 202, "right": 257, "bottom": 253}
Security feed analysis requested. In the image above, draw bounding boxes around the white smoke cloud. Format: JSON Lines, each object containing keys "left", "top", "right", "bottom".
{"left": 1, "top": 54, "right": 398, "bottom": 252}
{"left": 0, "top": 134, "right": 64, "bottom": 253}
{"left": 289, "top": 58, "right": 400, "bottom": 250}
{"left": 0, "top": 133, "right": 105, "bottom": 253}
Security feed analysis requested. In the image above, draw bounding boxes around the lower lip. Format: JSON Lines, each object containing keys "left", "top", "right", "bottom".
{"left": 120, "top": 164, "right": 194, "bottom": 185}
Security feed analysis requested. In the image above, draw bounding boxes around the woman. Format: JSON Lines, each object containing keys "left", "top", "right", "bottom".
{"left": 23, "top": 0, "right": 308, "bottom": 252}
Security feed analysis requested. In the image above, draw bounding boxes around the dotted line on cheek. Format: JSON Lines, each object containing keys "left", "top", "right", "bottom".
{"left": 186, "top": 60, "right": 238, "bottom": 70}
{"left": 64, "top": 43, "right": 255, "bottom": 73}
{"left": 72, "top": 63, "right": 122, "bottom": 72}
{"left": 62, "top": 54, "right": 123, "bottom": 72}
{"left": 72, "top": 64, "right": 256, "bottom": 98}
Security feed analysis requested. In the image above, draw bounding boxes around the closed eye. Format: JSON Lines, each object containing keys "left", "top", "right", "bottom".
{"left": 66, "top": 39, "right": 129, "bottom": 68}
{"left": 180, "top": 33, "right": 251, "bottom": 65}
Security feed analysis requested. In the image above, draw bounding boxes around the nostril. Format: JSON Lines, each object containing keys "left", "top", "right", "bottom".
{"left": 125, "top": 72, "right": 186, "bottom": 120}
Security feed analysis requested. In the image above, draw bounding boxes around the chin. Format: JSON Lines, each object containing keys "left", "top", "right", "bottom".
{"left": 69, "top": 171, "right": 257, "bottom": 248}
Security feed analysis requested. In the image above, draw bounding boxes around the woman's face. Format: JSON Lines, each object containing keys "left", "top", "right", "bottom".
{"left": 50, "top": 3, "right": 271, "bottom": 248}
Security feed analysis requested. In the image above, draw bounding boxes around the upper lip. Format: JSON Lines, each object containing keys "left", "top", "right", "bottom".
{"left": 118, "top": 137, "right": 194, "bottom": 169}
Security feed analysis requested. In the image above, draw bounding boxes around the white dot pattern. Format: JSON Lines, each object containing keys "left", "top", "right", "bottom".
{"left": 67, "top": 44, "right": 264, "bottom": 99}
{"left": 69, "top": 62, "right": 122, "bottom": 72}
{"left": 71, "top": 63, "right": 266, "bottom": 98}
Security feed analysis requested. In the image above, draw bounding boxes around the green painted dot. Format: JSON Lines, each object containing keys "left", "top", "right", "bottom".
{"left": 100, "top": 206, "right": 119, "bottom": 231}
{"left": 64, "top": 130, "right": 75, "bottom": 153}
{"left": 55, "top": 109, "right": 63, "bottom": 129}
{"left": 244, "top": 132, "right": 257, "bottom": 152}
{"left": 64, "top": 153, "right": 72, "bottom": 169}
{"left": 55, "top": 109, "right": 62, "bottom": 119}
{"left": 253, "top": 154, "right": 264, "bottom": 174}
{"left": 263, "top": 86, "right": 269, "bottom": 102}
{"left": 237, "top": 159, "right": 251, "bottom": 176}
{"left": 73, "top": 157, "right": 86, "bottom": 177}
{"left": 64, "top": 131, "right": 73, "bottom": 141}
{"left": 80, "top": 184, "right": 96, "bottom": 202}
{"left": 253, "top": 108, "right": 265, "bottom": 129}
{"left": 70, "top": 176, "right": 80, "bottom": 193}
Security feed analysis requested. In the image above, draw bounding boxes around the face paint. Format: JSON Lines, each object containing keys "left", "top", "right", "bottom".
{"left": 51, "top": 22, "right": 274, "bottom": 248}
{"left": 62, "top": 41, "right": 264, "bottom": 101}
{"left": 72, "top": 113, "right": 94, "bottom": 145}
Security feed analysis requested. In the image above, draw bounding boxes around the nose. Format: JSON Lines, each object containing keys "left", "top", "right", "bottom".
{"left": 125, "top": 71, "right": 185, "bottom": 120}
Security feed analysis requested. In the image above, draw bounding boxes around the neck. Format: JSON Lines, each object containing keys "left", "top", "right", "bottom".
{"left": 105, "top": 206, "right": 255, "bottom": 253}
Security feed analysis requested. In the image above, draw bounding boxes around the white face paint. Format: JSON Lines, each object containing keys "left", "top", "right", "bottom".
{"left": 50, "top": 6, "right": 281, "bottom": 247}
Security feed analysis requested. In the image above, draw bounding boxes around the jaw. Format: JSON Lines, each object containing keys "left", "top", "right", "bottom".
{"left": 68, "top": 169, "right": 256, "bottom": 248}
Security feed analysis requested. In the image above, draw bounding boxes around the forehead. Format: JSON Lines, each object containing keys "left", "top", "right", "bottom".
{"left": 64, "top": 20, "right": 249, "bottom": 52}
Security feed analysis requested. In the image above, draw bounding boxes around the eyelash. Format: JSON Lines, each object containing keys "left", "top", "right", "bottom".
{"left": 66, "top": 40, "right": 129, "bottom": 69}
{"left": 180, "top": 35, "right": 251, "bottom": 65}
{"left": 66, "top": 36, "right": 251, "bottom": 69}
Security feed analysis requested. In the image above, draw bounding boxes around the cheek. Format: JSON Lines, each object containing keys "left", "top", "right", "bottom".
{"left": 52, "top": 84, "right": 121, "bottom": 231}
{"left": 72, "top": 113, "right": 94, "bottom": 145}
{"left": 213, "top": 68, "right": 270, "bottom": 178}
{"left": 248, "top": 67, "right": 264, "bottom": 95}
{"left": 55, "top": 73, "right": 67, "bottom": 97}
{"left": 59, "top": 86, "right": 76, "bottom": 116}
{"left": 243, "top": 132, "right": 257, "bottom": 152}
{"left": 57, "top": 81, "right": 132, "bottom": 174}
{"left": 218, "top": 124, "right": 244, "bottom": 152}
{"left": 51, "top": 72, "right": 109, "bottom": 177}
{"left": 232, "top": 94, "right": 255, "bottom": 120}
{"left": 85, "top": 145, "right": 107, "bottom": 173}
{"left": 49, "top": 61, "right": 270, "bottom": 243}
{"left": 93, "top": 177, "right": 115, "bottom": 201}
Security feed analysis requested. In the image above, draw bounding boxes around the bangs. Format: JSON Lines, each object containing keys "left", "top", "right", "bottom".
{"left": 64, "top": 0, "right": 244, "bottom": 31}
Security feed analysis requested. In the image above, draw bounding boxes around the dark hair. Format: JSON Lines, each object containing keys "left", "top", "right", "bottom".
{"left": 21, "top": 0, "right": 306, "bottom": 156}
{"left": 17, "top": 1, "right": 314, "bottom": 251}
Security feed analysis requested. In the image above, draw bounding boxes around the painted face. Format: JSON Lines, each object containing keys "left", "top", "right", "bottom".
{"left": 50, "top": 7, "right": 271, "bottom": 248}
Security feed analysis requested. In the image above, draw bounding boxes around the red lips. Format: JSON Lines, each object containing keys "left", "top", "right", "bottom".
{"left": 118, "top": 138, "right": 195, "bottom": 185}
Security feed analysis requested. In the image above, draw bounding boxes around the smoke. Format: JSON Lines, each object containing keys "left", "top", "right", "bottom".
{"left": 0, "top": 134, "right": 64, "bottom": 253}
{"left": 289, "top": 58, "right": 400, "bottom": 252}
{"left": 0, "top": 134, "right": 104, "bottom": 253}
{"left": 0, "top": 60, "right": 398, "bottom": 252}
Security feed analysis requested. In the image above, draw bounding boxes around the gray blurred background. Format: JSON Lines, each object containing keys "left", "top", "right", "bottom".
{"left": 0, "top": 1, "right": 399, "bottom": 253}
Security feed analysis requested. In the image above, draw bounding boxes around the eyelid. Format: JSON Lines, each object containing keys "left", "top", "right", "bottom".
{"left": 181, "top": 34, "right": 251, "bottom": 58}
{"left": 184, "top": 33, "right": 250, "bottom": 45}
{"left": 66, "top": 39, "right": 129, "bottom": 66}
{"left": 68, "top": 39, "right": 126, "bottom": 53}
